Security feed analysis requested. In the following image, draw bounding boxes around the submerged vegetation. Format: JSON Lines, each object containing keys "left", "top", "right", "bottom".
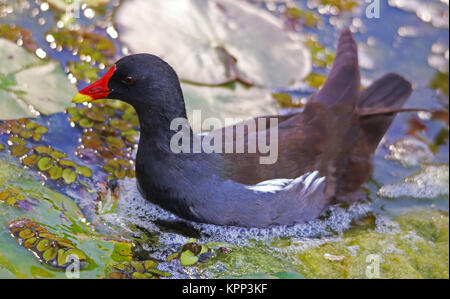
{"left": 0, "top": 0, "right": 448, "bottom": 279}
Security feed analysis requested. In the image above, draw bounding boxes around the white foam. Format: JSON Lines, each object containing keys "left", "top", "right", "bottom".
{"left": 108, "top": 177, "right": 373, "bottom": 247}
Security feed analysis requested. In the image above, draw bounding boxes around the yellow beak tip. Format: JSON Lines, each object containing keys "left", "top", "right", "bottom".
{"left": 72, "top": 93, "right": 93, "bottom": 104}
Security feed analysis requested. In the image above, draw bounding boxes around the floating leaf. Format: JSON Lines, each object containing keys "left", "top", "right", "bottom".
{"left": 0, "top": 39, "right": 77, "bottom": 120}
{"left": 180, "top": 250, "right": 199, "bottom": 266}
{"left": 36, "top": 239, "right": 51, "bottom": 252}
{"left": 67, "top": 61, "right": 101, "bottom": 83}
{"left": 305, "top": 38, "right": 336, "bottom": 68}
{"left": 106, "top": 136, "right": 125, "bottom": 149}
{"left": 59, "top": 159, "right": 77, "bottom": 168}
{"left": 144, "top": 260, "right": 157, "bottom": 270}
{"left": 147, "top": 268, "right": 171, "bottom": 277}
{"left": 48, "top": 166, "right": 63, "bottom": 180}
{"left": 130, "top": 261, "right": 145, "bottom": 273}
{"left": 19, "top": 130, "right": 33, "bottom": 139}
{"left": 305, "top": 72, "right": 327, "bottom": 88}
{"left": 82, "top": 135, "right": 104, "bottom": 150}
{"left": 66, "top": 249, "right": 88, "bottom": 261}
{"left": 0, "top": 24, "right": 37, "bottom": 52}
{"left": 50, "top": 150, "right": 67, "bottom": 160}
{"left": 0, "top": 191, "right": 9, "bottom": 201}
{"left": 284, "top": 7, "right": 320, "bottom": 28}
{"left": 43, "top": 247, "right": 58, "bottom": 262}
{"left": 79, "top": 118, "right": 94, "bottom": 128}
{"left": 34, "top": 126, "right": 48, "bottom": 134}
{"left": 24, "top": 237, "right": 38, "bottom": 249}
{"left": 19, "top": 229, "right": 34, "bottom": 240}
{"left": 115, "top": 0, "right": 311, "bottom": 88}
{"left": 33, "top": 146, "right": 53, "bottom": 155}
{"left": 10, "top": 145, "right": 29, "bottom": 157}
{"left": 8, "top": 136, "right": 27, "bottom": 145}
{"left": 23, "top": 154, "right": 40, "bottom": 166}
{"left": 8, "top": 218, "right": 90, "bottom": 270}
{"left": 57, "top": 249, "right": 69, "bottom": 267}
{"left": 114, "top": 169, "right": 126, "bottom": 180}
{"left": 76, "top": 166, "right": 92, "bottom": 178}
{"left": 111, "top": 243, "right": 133, "bottom": 263}
{"left": 47, "top": 28, "right": 116, "bottom": 64}
{"left": 6, "top": 197, "right": 17, "bottom": 206}
{"left": 38, "top": 157, "right": 54, "bottom": 171}
{"left": 182, "top": 83, "right": 278, "bottom": 130}
{"left": 272, "top": 93, "right": 305, "bottom": 109}
{"left": 62, "top": 168, "right": 77, "bottom": 184}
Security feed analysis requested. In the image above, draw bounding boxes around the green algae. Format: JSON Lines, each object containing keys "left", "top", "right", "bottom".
{"left": 48, "top": 29, "right": 116, "bottom": 65}
{"left": 199, "top": 241, "right": 298, "bottom": 278}
{"left": 0, "top": 156, "right": 134, "bottom": 278}
{"left": 0, "top": 24, "right": 37, "bottom": 52}
{"left": 105, "top": 259, "right": 171, "bottom": 279}
{"left": 284, "top": 6, "right": 320, "bottom": 28}
{"left": 68, "top": 100, "right": 137, "bottom": 181}
{"left": 295, "top": 209, "right": 449, "bottom": 279}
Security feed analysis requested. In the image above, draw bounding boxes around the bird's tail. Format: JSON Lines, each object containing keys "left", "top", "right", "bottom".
{"left": 312, "top": 29, "right": 360, "bottom": 107}
{"left": 334, "top": 73, "right": 414, "bottom": 201}
{"left": 357, "top": 73, "right": 413, "bottom": 152}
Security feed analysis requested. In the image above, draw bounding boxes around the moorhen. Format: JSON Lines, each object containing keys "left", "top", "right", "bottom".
{"left": 72, "top": 30, "right": 414, "bottom": 228}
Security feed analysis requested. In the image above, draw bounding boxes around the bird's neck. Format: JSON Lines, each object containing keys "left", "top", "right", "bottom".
{"left": 133, "top": 85, "right": 191, "bottom": 155}
{"left": 137, "top": 109, "right": 190, "bottom": 153}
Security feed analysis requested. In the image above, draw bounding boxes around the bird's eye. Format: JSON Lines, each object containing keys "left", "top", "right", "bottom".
{"left": 122, "top": 76, "right": 135, "bottom": 86}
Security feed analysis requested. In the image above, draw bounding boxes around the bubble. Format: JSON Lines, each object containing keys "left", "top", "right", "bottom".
{"left": 105, "top": 178, "right": 372, "bottom": 249}
{"left": 84, "top": 8, "right": 95, "bottom": 19}
{"left": 35, "top": 48, "right": 47, "bottom": 59}
{"left": 40, "top": 2, "right": 49, "bottom": 12}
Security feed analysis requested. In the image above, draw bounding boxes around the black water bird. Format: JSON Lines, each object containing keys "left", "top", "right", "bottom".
{"left": 72, "top": 30, "right": 414, "bottom": 228}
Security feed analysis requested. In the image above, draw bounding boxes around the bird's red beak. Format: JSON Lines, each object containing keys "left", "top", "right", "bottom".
{"left": 72, "top": 64, "right": 117, "bottom": 103}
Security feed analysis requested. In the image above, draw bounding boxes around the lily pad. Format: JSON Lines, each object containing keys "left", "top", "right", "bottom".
{"left": 62, "top": 168, "right": 77, "bottom": 184}
{"left": 182, "top": 83, "right": 279, "bottom": 130}
{"left": 180, "top": 250, "right": 199, "bottom": 266}
{"left": 75, "top": 166, "right": 93, "bottom": 178}
{"left": 10, "top": 145, "right": 29, "bottom": 157}
{"left": 37, "top": 157, "right": 54, "bottom": 172}
{"left": 48, "top": 166, "right": 63, "bottom": 180}
{"left": 9, "top": 218, "right": 90, "bottom": 269}
{"left": 115, "top": 0, "right": 311, "bottom": 88}
{"left": 0, "top": 38, "right": 77, "bottom": 120}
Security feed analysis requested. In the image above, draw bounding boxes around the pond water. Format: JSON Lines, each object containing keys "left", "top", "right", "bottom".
{"left": 0, "top": 0, "right": 448, "bottom": 279}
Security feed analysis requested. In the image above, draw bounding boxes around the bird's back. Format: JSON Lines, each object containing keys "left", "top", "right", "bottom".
{"left": 219, "top": 30, "right": 412, "bottom": 204}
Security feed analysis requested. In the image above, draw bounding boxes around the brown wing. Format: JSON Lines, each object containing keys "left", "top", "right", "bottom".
{"left": 335, "top": 73, "right": 413, "bottom": 203}
{"left": 215, "top": 30, "right": 412, "bottom": 205}
{"left": 217, "top": 30, "right": 361, "bottom": 195}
